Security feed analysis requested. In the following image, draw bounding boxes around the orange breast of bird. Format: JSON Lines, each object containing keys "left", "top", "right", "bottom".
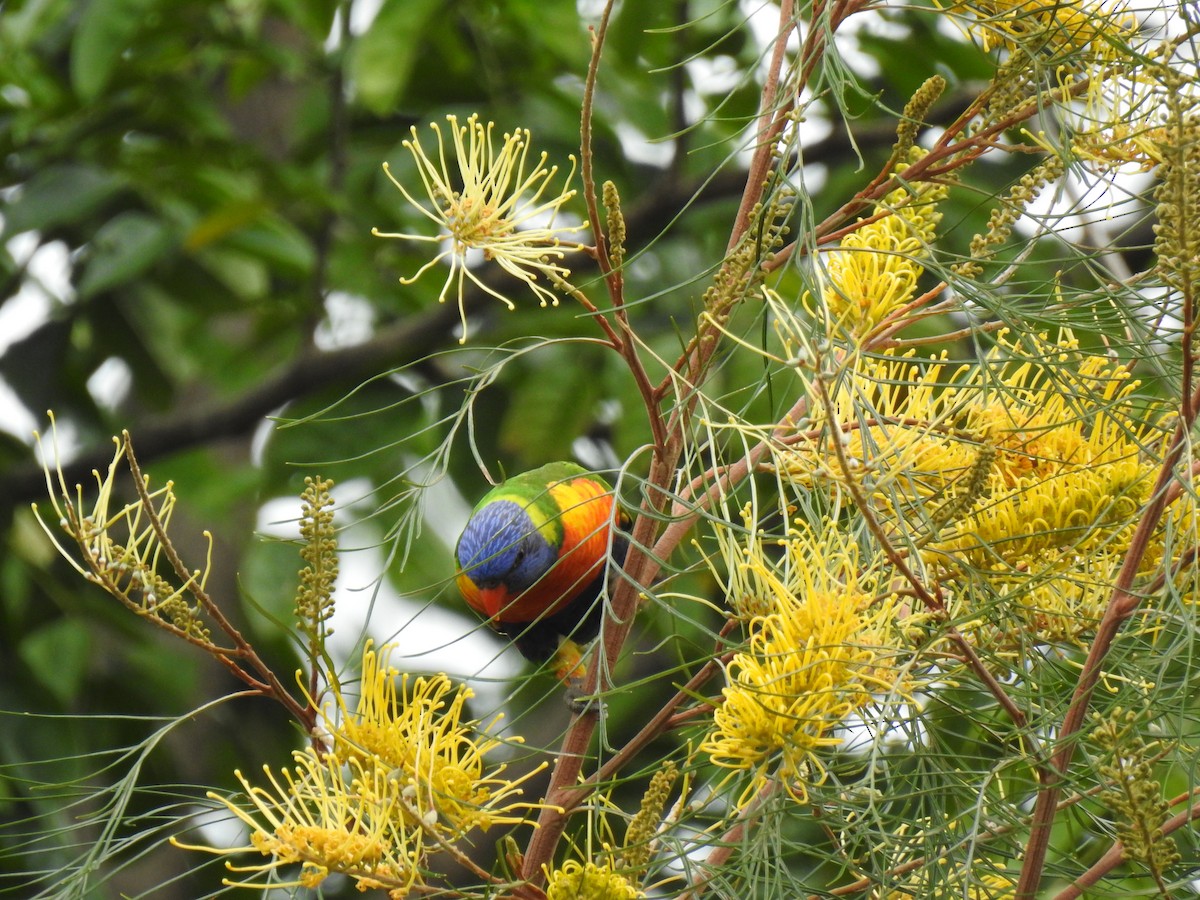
{"left": 493, "top": 475, "right": 617, "bottom": 624}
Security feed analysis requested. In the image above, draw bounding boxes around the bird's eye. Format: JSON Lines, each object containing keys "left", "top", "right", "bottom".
{"left": 513, "top": 549, "right": 526, "bottom": 565}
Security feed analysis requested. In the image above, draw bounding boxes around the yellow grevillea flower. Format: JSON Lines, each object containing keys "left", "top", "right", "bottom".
{"left": 706, "top": 502, "right": 777, "bottom": 620}
{"left": 926, "top": 349, "right": 1153, "bottom": 568}
{"left": 544, "top": 859, "right": 644, "bottom": 899}
{"left": 176, "top": 642, "right": 540, "bottom": 894}
{"left": 33, "top": 421, "right": 213, "bottom": 642}
{"left": 780, "top": 349, "right": 979, "bottom": 519}
{"left": 702, "top": 526, "right": 905, "bottom": 805}
{"left": 946, "top": 0, "right": 1135, "bottom": 59}
{"left": 539, "top": 767, "right": 675, "bottom": 898}
{"left": 373, "top": 113, "right": 587, "bottom": 342}
{"left": 885, "top": 869, "right": 1016, "bottom": 898}
{"left": 874, "top": 821, "right": 1018, "bottom": 898}
{"left": 174, "top": 748, "right": 421, "bottom": 893}
{"left": 811, "top": 161, "right": 946, "bottom": 338}
{"left": 1070, "top": 70, "right": 1171, "bottom": 172}
{"left": 782, "top": 331, "right": 1171, "bottom": 645}
{"left": 331, "top": 642, "right": 541, "bottom": 838}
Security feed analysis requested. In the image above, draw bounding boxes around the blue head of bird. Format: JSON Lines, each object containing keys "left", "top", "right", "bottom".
{"left": 456, "top": 501, "right": 558, "bottom": 618}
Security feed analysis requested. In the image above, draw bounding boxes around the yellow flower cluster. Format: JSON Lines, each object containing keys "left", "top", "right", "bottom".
{"left": 783, "top": 331, "right": 1173, "bottom": 645}
{"left": 948, "top": 0, "right": 1135, "bottom": 59}
{"left": 545, "top": 859, "right": 645, "bottom": 899}
{"left": 182, "top": 748, "right": 420, "bottom": 893}
{"left": 811, "top": 162, "right": 947, "bottom": 339}
{"left": 176, "top": 642, "right": 539, "bottom": 895}
{"left": 885, "top": 869, "right": 1016, "bottom": 898}
{"left": 538, "top": 764, "right": 677, "bottom": 897}
{"left": 1071, "top": 91, "right": 1171, "bottom": 172}
{"left": 702, "top": 527, "right": 905, "bottom": 805}
{"left": 34, "top": 425, "right": 213, "bottom": 642}
{"left": 332, "top": 642, "right": 531, "bottom": 837}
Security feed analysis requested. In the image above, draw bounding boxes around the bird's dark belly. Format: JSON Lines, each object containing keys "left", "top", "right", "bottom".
{"left": 493, "top": 534, "right": 628, "bottom": 663}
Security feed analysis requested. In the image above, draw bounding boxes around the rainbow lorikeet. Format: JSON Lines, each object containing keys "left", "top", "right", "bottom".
{"left": 455, "top": 462, "right": 630, "bottom": 671}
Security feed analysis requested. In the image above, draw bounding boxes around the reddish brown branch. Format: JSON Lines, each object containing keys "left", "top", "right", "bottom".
{"left": 124, "top": 434, "right": 317, "bottom": 734}
{"left": 548, "top": 621, "right": 737, "bottom": 819}
{"left": 809, "top": 369, "right": 1042, "bottom": 760}
{"left": 1016, "top": 409, "right": 1200, "bottom": 896}
{"left": 1054, "top": 787, "right": 1200, "bottom": 900}
{"left": 519, "top": 0, "right": 846, "bottom": 879}
{"left": 727, "top": 0, "right": 798, "bottom": 249}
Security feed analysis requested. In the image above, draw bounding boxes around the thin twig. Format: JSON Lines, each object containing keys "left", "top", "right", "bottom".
{"left": 675, "top": 781, "right": 779, "bottom": 900}
{"left": 809, "top": 367, "right": 1044, "bottom": 763}
{"left": 123, "top": 433, "right": 316, "bottom": 733}
{"left": 727, "top": 0, "right": 798, "bottom": 249}
{"left": 1053, "top": 786, "right": 1200, "bottom": 900}
{"left": 520, "top": 0, "right": 824, "bottom": 879}
{"left": 1015, "top": 383, "right": 1200, "bottom": 896}
{"left": 549, "top": 622, "right": 737, "bottom": 819}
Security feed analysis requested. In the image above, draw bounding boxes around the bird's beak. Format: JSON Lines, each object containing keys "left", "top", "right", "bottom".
{"left": 478, "top": 586, "right": 509, "bottom": 619}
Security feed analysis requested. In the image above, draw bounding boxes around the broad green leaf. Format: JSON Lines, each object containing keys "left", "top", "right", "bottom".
{"left": 1, "top": 164, "right": 126, "bottom": 237}
{"left": 183, "top": 199, "right": 265, "bottom": 251}
{"left": 194, "top": 245, "right": 270, "bottom": 299}
{"left": 224, "top": 218, "right": 317, "bottom": 278}
{"left": 270, "top": 0, "right": 339, "bottom": 41}
{"left": 350, "top": 0, "right": 443, "bottom": 115}
{"left": 77, "top": 212, "right": 175, "bottom": 298}
{"left": 153, "top": 447, "right": 262, "bottom": 525}
{"left": 241, "top": 536, "right": 303, "bottom": 631}
{"left": 2, "top": 0, "right": 74, "bottom": 48}
{"left": 18, "top": 619, "right": 92, "bottom": 706}
{"left": 498, "top": 348, "right": 602, "bottom": 468}
{"left": 70, "top": 0, "right": 164, "bottom": 101}
{"left": 88, "top": 294, "right": 175, "bottom": 408}
{"left": 185, "top": 201, "right": 314, "bottom": 277}
{"left": 121, "top": 632, "right": 201, "bottom": 710}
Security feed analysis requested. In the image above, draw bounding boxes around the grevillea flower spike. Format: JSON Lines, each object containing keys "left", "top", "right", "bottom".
{"left": 373, "top": 113, "right": 588, "bottom": 342}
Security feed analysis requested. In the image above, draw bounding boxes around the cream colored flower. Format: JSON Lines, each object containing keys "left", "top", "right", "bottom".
{"left": 175, "top": 641, "right": 542, "bottom": 894}
{"left": 946, "top": 0, "right": 1135, "bottom": 58}
{"left": 330, "top": 641, "right": 542, "bottom": 838}
{"left": 373, "top": 113, "right": 587, "bottom": 342}
{"left": 779, "top": 330, "right": 1175, "bottom": 646}
{"left": 173, "top": 748, "right": 421, "bottom": 893}
{"left": 33, "top": 419, "right": 213, "bottom": 642}
{"left": 885, "top": 866, "right": 1016, "bottom": 898}
{"left": 811, "top": 159, "right": 947, "bottom": 338}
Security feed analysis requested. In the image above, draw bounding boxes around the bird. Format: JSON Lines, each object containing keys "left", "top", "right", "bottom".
{"left": 455, "top": 462, "right": 630, "bottom": 676}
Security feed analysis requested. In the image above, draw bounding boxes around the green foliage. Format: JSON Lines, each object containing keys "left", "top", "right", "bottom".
{"left": 2, "top": 0, "right": 1200, "bottom": 897}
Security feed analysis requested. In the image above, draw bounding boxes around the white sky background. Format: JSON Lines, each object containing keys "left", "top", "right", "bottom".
{"left": 253, "top": 478, "right": 521, "bottom": 710}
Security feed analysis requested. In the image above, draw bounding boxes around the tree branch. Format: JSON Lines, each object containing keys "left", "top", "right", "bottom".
{"left": 2, "top": 92, "right": 972, "bottom": 513}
